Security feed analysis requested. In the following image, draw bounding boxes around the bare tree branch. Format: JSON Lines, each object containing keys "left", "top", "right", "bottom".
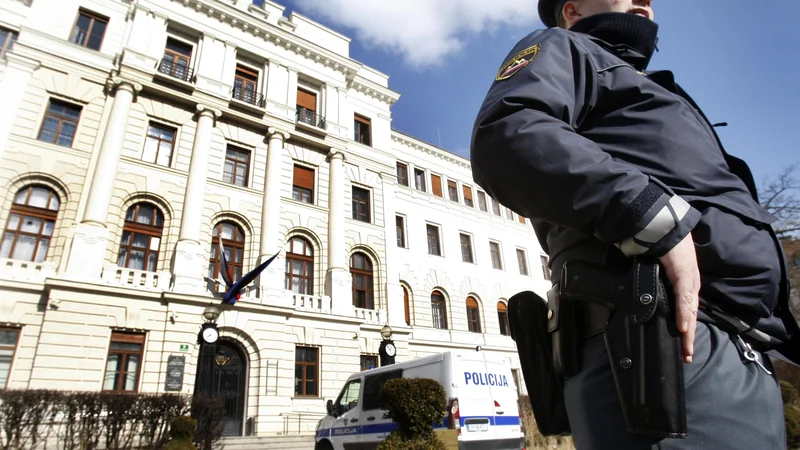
{"left": 759, "top": 163, "right": 800, "bottom": 239}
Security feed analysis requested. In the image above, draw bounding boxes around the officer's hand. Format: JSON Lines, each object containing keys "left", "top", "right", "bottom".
{"left": 658, "top": 234, "right": 701, "bottom": 363}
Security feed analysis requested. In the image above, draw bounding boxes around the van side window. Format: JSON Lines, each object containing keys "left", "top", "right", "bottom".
{"left": 362, "top": 369, "right": 403, "bottom": 411}
{"left": 336, "top": 379, "right": 362, "bottom": 415}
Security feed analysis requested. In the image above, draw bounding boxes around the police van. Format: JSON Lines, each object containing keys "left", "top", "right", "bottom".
{"left": 314, "top": 350, "right": 525, "bottom": 450}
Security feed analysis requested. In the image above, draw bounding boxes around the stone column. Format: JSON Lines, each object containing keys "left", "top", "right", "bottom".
{"left": 325, "top": 149, "right": 352, "bottom": 316}
{"left": 172, "top": 105, "right": 220, "bottom": 292}
{"left": 65, "top": 79, "right": 142, "bottom": 279}
{"left": 380, "top": 172, "right": 406, "bottom": 327}
{"left": 0, "top": 53, "right": 40, "bottom": 161}
{"left": 257, "top": 127, "right": 289, "bottom": 302}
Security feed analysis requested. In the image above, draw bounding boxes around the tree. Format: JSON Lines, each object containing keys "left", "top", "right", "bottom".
{"left": 760, "top": 163, "right": 800, "bottom": 239}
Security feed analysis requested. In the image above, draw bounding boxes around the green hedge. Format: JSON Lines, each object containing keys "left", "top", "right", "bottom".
{"left": 375, "top": 378, "right": 447, "bottom": 450}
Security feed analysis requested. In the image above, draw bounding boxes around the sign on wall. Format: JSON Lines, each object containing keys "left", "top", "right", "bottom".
{"left": 164, "top": 355, "right": 186, "bottom": 391}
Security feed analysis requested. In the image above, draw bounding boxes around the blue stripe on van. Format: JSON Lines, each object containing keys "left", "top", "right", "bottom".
{"left": 315, "top": 415, "right": 519, "bottom": 439}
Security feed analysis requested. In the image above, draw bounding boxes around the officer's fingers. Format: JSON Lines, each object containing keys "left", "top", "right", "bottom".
{"left": 675, "top": 274, "right": 700, "bottom": 362}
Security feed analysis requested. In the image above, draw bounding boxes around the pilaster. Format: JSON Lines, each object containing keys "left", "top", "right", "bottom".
{"left": 324, "top": 148, "right": 352, "bottom": 316}
{"left": 172, "top": 105, "right": 220, "bottom": 293}
{"left": 257, "top": 127, "right": 290, "bottom": 304}
{"left": 65, "top": 79, "right": 142, "bottom": 280}
{"left": 0, "top": 53, "right": 41, "bottom": 161}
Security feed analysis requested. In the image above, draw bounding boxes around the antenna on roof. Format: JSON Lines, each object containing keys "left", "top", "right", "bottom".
{"left": 437, "top": 126, "right": 442, "bottom": 148}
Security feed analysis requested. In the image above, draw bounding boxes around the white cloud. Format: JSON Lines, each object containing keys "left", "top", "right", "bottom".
{"left": 295, "top": 0, "right": 542, "bottom": 69}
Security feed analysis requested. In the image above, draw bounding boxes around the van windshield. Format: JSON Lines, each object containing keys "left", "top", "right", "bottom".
{"left": 336, "top": 379, "right": 361, "bottom": 415}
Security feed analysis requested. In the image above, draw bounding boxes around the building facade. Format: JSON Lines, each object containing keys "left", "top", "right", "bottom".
{"left": 0, "top": 0, "right": 551, "bottom": 437}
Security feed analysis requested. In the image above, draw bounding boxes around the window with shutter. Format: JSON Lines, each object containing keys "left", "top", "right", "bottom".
{"left": 431, "top": 175, "right": 443, "bottom": 197}
{"left": 292, "top": 165, "right": 315, "bottom": 204}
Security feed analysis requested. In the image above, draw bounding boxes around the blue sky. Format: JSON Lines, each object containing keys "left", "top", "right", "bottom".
{"left": 278, "top": 0, "right": 799, "bottom": 191}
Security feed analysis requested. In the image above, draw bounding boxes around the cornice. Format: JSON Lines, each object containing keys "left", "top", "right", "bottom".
{"left": 156, "top": 0, "right": 362, "bottom": 78}
{"left": 391, "top": 133, "right": 471, "bottom": 169}
{"left": 348, "top": 76, "right": 401, "bottom": 106}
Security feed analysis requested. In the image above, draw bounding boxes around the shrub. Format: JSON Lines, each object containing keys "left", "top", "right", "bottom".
{"left": 782, "top": 380, "right": 800, "bottom": 406}
{"left": 785, "top": 404, "right": 800, "bottom": 449}
{"left": 165, "top": 416, "right": 198, "bottom": 450}
{"left": 190, "top": 394, "right": 226, "bottom": 450}
{"left": 376, "top": 378, "right": 447, "bottom": 450}
{"left": 518, "top": 395, "right": 575, "bottom": 450}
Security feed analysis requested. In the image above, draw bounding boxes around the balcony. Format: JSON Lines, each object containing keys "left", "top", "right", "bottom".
{"left": 155, "top": 59, "right": 195, "bottom": 89}
{"left": 354, "top": 307, "right": 385, "bottom": 324}
{"left": 230, "top": 86, "right": 266, "bottom": 111}
{"left": 101, "top": 264, "right": 171, "bottom": 291}
{"left": 295, "top": 107, "right": 326, "bottom": 131}
{"left": 292, "top": 293, "right": 332, "bottom": 314}
{"left": 0, "top": 258, "right": 56, "bottom": 284}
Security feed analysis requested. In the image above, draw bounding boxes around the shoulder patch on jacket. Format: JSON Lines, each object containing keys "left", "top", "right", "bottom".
{"left": 496, "top": 44, "right": 541, "bottom": 81}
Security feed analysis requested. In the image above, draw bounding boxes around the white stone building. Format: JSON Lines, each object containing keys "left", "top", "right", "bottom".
{"left": 0, "top": 0, "right": 551, "bottom": 437}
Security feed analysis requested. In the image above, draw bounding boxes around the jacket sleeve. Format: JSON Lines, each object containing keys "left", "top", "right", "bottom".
{"left": 470, "top": 31, "right": 700, "bottom": 258}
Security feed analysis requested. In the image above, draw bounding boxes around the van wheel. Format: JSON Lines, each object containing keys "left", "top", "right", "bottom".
{"left": 315, "top": 440, "right": 334, "bottom": 450}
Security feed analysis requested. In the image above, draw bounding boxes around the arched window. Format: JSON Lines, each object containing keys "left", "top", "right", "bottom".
{"left": 467, "top": 296, "right": 481, "bottom": 333}
{"left": 1, "top": 186, "right": 60, "bottom": 262}
{"left": 431, "top": 291, "right": 447, "bottom": 329}
{"left": 350, "top": 252, "right": 374, "bottom": 309}
{"left": 285, "top": 236, "right": 313, "bottom": 294}
{"left": 497, "top": 301, "right": 510, "bottom": 336}
{"left": 117, "top": 203, "right": 163, "bottom": 272}
{"left": 208, "top": 221, "right": 245, "bottom": 281}
{"left": 403, "top": 286, "right": 410, "bottom": 326}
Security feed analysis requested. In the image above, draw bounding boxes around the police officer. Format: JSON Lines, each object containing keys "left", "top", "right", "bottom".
{"left": 470, "top": 0, "right": 800, "bottom": 448}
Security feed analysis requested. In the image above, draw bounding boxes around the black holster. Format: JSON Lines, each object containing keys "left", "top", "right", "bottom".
{"left": 509, "top": 259, "right": 687, "bottom": 439}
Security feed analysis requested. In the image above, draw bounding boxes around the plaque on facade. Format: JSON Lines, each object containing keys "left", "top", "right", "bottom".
{"left": 164, "top": 355, "right": 185, "bottom": 391}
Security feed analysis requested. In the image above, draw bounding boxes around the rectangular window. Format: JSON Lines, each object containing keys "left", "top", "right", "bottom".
{"left": 38, "top": 99, "right": 81, "bottom": 147}
{"left": 0, "top": 328, "right": 20, "bottom": 388}
{"left": 505, "top": 207, "right": 514, "bottom": 220}
{"left": 518, "top": 215, "right": 526, "bottom": 225}
{"left": 70, "top": 9, "right": 108, "bottom": 51}
{"left": 396, "top": 215, "right": 406, "bottom": 248}
{"left": 0, "top": 28, "right": 18, "bottom": 59}
{"left": 142, "top": 122, "right": 176, "bottom": 167}
{"left": 354, "top": 114, "right": 371, "bottom": 146}
{"left": 352, "top": 186, "right": 371, "bottom": 223}
{"left": 517, "top": 249, "right": 529, "bottom": 276}
{"left": 103, "top": 332, "right": 145, "bottom": 392}
{"left": 426, "top": 224, "right": 441, "bottom": 256}
{"left": 396, "top": 163, "right": 409, "bottom": 187}
{"left": 159, "top": 38, "right": 193, "bottom": 82}
{"left": 296, "top": 88, "right": 317, "bottom": 125}
{"left": 477, "top": 191, "right": 488, "bottom": 212}
{"left": 463, "top": 185, "right": 474, "bottom": 208}
{"left": 233, "top": 64, "right": 259, "bottom": 105}
{"left": 460, "top": 233, "right": 473, "bottom": 263}
{"left": 448, "top": 180, "right": 459, "bottom": 202}
{"left": 541, "top": 255, "right": 551, "bottom": 281}
{"left": 360, "top": 355, "right": 378, "bottom": 371}
{"left": 414, "top": 168, "right": 426, "bottom": 192}
{"left": 294, "top": 346, "right": 319, "bottom": 396}
{"left": 490, "top": 242, "right": 502, "bottom": 270}
{"left": 492, "top": 199, "right": 502, "bottom": 216}
{"left": 430, "top": 174, "right": 443, "bottom": 197}
{"left": 223, "top": 146, "right": 250, "bottom": 187}
{"left": 292, "top": 165, "right": 314, "bottom": 204}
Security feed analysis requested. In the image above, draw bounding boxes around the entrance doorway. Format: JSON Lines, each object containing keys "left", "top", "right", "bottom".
{"left": 195, "top": 340, "right": 247, "bottom": 436}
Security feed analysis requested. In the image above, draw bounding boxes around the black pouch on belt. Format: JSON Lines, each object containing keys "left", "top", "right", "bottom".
{"left": 508, "top": 290, "right": 571, "bottom": 436}
{"left": 559, "top": 259, "right": 688, "bottom": 439}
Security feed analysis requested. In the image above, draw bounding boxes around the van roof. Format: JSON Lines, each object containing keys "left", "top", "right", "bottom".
{"left": 348, "top": 352, "right": 445, "bottom": 380}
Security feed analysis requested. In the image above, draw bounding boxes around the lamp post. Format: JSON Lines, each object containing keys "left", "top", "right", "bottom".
{"left": 378, "top": 324, "right": 396, "bottom": 366}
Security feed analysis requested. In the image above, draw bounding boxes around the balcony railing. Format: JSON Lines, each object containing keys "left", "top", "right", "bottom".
{"left": 354, "top": 307, "right": 385, "bottom": 324}
{"left": 0, "top": 258, "right": 56, "bottom": 283}
{"left": 295, "top": 107, "right": 326, "bottom": 129}
{"left": 101, "top": 264, "right": 171, "bottom": 291}
{"left": 292, "top": 293, "right": 331, "bottom": 314}
{"left": 231, "top": 86, "right": 266, "bottom": 108}
{"left": 157, "top": 59, "right": 194, "bottom": 83}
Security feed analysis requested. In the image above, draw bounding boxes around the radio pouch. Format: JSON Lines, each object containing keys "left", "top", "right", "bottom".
{"left": 508, "top": 290, "right": 571, "bottom": 436}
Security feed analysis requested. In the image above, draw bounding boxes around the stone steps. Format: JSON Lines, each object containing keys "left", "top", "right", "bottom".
{"left": 221, "top": 434, "right": 316, "bottom": 450}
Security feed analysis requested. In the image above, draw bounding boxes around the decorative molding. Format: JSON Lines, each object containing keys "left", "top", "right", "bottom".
{"left": 348, "top": 77, "right": 401, "bottom": 106}
{"left": 326, "top": 148, "right": 346, "bottom": 162}
{"left": 4, "top": 52, "right": 41, "bottom": 72}
{"left": 195, "top": 104, "right": 222, "bottom": 122}
{"left": 267, "top": 127, "right": 291, "bottom": 141}
{"left": 162, "top": 0, "right": 362, "bottom": 78}
{"left": 391, "top": 133, "right": 471, "bottom": 169}
{"left": 107, "top": 77, "right": 143, "bottom": 100}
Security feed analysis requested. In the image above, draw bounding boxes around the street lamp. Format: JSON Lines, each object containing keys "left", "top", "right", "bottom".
{"left": 202, "top": 304, "right": 220, "bottom": 323}
{"left": 380, "top": 324, "right": 393, "bottom": 340}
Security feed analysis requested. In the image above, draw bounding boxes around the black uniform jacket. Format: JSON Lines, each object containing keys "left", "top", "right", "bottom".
{"left": 470, "top": 27, "right": 799, "bottom": 348}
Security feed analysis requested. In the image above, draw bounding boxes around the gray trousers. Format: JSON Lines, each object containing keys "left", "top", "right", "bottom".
{"left": 564, "top": 321, "right": 786, "bottom": 449}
